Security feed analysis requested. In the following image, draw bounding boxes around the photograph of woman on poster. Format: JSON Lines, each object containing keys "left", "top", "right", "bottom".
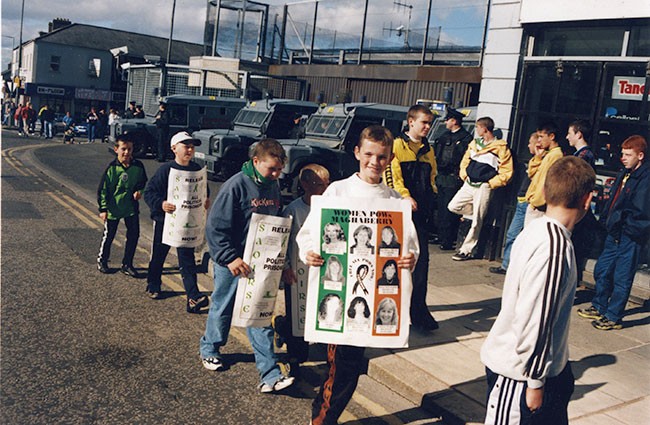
{"left": 346, "top": 296, "right": 371, "bottom": 329}
{"left": 318, "top": 293, "right": 343, "bottom": 329}
{"left": 322, "top": 222, "right": 346, "bottom": 254}
{"left": 322, "top": 256, "right": 345, "bottom": 291}
{"left": 375, "top": 297, "right": 398, "bottom": 331}
{"left": 349, "top": 225, "right": 375, "bottom": 255}
{"left": 352, "top": 264, "right": 370, "bottom": 295}
{"left": 379, "top": 225, "right": 401, "bottom": 257}
{"left": 377, "top": 260, "right": 399, "bottom": 286}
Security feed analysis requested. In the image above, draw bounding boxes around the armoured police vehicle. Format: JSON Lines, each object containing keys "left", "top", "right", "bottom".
{"left": 109, "top": 95, "right": 246, "bottom": 158}
{"left": 192, "top": 99, "right": 319, "bottom": 180}
{"left": 278, "top": 102, "right": 409, "bottom": 196}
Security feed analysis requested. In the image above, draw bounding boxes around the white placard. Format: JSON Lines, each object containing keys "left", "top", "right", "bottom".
{"left": 162, "top": 167, "right": 207, "bottom": 248}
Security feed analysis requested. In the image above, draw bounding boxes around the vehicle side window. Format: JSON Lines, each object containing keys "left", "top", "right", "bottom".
{"left": 167, "top": 105, "right": 188, "bottom": 126}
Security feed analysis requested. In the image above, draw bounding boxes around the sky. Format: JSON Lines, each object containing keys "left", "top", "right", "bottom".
{"left": 1, "top": 0, "right": 487, "bottom": 69}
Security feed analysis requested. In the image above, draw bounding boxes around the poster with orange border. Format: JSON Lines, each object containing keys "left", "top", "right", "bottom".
{"left": 304, "top": 196, "right": 413, "bottom": 348}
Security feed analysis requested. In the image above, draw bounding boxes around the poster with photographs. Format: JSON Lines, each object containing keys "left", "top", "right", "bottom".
{"left": 232, "top": 213, "right": 292, "bottom": 328}
{"left": 162, "top": 167, "right": 207, "bottom": 248}
{"left": 304, "top": 196, "right": 413, "bottom": 348}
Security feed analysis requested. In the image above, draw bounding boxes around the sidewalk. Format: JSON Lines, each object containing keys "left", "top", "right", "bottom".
{"left": 363, "top": 245, "right": 650, "bottom": 424}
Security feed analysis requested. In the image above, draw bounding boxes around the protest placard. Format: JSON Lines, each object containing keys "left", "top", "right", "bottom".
{"left": 232, "top": 213, "right": 292, "bottom": 328}
{"left": 304, "top": 196, "right": 412, "bottom": 348}
{"left": 162, "top": 167, "right": 207, "bottom": 248}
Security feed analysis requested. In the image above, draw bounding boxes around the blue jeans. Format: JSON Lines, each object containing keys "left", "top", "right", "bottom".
{"left": 591, "top": 234, "right": 641, "bottom": 323}
{"left": 199, "top": 263, "right": 282, "bottom": 387}
{"left": 501, "top": 201, "right": 528, "bottom": 270}
{"left": 88, "top": 122, "right": 96, "bottom": 142}
{"left": 44, "top": 120, "right": 53, "bottom": 138}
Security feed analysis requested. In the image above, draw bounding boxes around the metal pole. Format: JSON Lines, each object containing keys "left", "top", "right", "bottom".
{"left": 238, "top": 0, "right": 248, "bottom": 60}
{"left": 308, "top": 1, "right": 318, "bottom": 64}
{"left": 479, "top": 0, "right": 491, "bottom": 67}
{"left": 270, "top": 14, "right": 278, "bottom": 63}
{"left": 15, "top": 0, "right": 25, "bottom": 104}
{"left": 212, "top": 0, "right": 222, "bottom": 56}
{"left": 166, "top": 0, "right": 177, "bottom": 64}
{"left": 421, "top": 0, "right": 433, "bottom": 65}
{"left": 261, "top": 4, "right": 269, "bottom": 61}
{"left": 357, "top": 0, "right": 369, "bottom": 65}
{"left": 280, "top": 5, "right": 288, "bottom": 63}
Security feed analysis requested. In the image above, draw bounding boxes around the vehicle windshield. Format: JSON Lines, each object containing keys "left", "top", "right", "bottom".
{"left": 305, "top": 116, "right": 347, "bottom": 137}
{"left": 234, "top": 110, "right": 269, "bottom": 128}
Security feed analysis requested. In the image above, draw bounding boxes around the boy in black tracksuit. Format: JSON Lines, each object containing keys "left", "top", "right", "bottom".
{"left": 97, "top": 134, "right": 148, "bottom": 276}
{"left": 144, "top": 131, "right": 210, "bottom": 313}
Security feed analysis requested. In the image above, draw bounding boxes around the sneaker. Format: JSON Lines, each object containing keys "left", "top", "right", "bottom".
{"left": 97, "top": 261, "right": 109, "bottom": 274}
{"left": 260, "top": 376, "right": 295, "bottom": 393}
{"left": 489, "top": 266, "right": 507, "bottom": 275}
{"left": 146, "top": 289, "right": 161, "bottom": 300}
{"left": 187, "top": 295, "right": 209, "bottom": 313}
{"left": 202, "top": 356, "right": 225, "bottom": 371}
{"left": 592, "top": 318, "right": 623, "bottom": 331}
{"left": 439, "top": 244, "right": 455, "bottom": 251}
{"left": 452, "top": 252, "right": 472, "bottom": 261}
{"left": 271, "top": 315, "right": 287, "bottom": 349}
{"left": 577, "top": 306, "right": 603, "bottom": 320}
{"left": 120, "top": 264, "right": 140, "bottom": 278}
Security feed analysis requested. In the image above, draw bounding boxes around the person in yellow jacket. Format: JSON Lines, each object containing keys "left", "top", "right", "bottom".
{"left": 448, "top": 116, "right": 513, "bottom": 261}
{"left": 383, "top": 104, "right": 440, "bottom": 331}
{"left": 524, "top": 122, "right": 564, "bottom": 226}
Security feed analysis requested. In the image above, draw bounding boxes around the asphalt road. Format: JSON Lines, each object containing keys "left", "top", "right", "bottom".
{"left": 2, "top": 130, "right": 442, "bottom": 425}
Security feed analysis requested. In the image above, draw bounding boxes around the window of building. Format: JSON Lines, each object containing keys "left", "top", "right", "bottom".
{"left": 50, "top": 55, "right": 61, "bottom": 72}
{"left": 532, "top": 27, "right": 626, "bottom": 56}
{"left": 627, "top": 25, "right": 650, "bottom": 57}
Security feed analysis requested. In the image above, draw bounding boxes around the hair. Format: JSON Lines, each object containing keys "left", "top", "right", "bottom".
{"left": 251, "top": 138, "right": 287, "bottom": 164}
{"left": 568, "top": 119, "right": 591, "bottom": 141}
{"left": 357, "top": 125, "right": 394, "bottom": 149}
{"left": 347, "top": 296, "right": 371, "bottom": 319}
{"left": 545, "top": 156, "right": 595, "bottom": 209}
{"left": 115, "top": 131, "right": 137, "bottom": 146}
{"left": 353, "top": 225, "right": 373, "bottom": 246}
{"left": 299, "top": 163, "right": 330, "bottom": 184}
{"left": 318, "top": 293, "right": 343, "bottom": 319}
{"left": 323, "top": 256, "right": 344, "bottom": 281}
{"left": 382, "top": 259, "right": 398, "bottom": 275}
{"left": 407, "top": 104, "right": 434, "bottom": 121}
{"left": 621, "top": 135, "right": 647, "bottom": 155}
{"left": 375, "top": 298, "right": 398, "bottom": 326}
{"left": 323, "top": 222, "right": 345, "bottom": 244}
{"left": 476, "top": 117, "right": 495, "bottom": 133}
{"left": 538, "top": 122, "right": 559, "bottom": 139}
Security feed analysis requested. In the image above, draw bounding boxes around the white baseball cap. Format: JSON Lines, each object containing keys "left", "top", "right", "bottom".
{"left": 170, "top": 131, "right": 201, "bottom": 147}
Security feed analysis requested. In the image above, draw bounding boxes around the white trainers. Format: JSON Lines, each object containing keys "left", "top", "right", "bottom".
{"left": 202, "top": 357, "right": 224, "bottom": 371}
{"left": 260, "top": 375, "right": 295, "bottom": 393}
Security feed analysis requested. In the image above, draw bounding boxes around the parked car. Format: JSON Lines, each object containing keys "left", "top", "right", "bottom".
{"left": 277, "top": 102, "right": 409, "bottom": 196}
{"left": 193, "top": 98, "right": 319, "bottom": 180}
{"left": 109, "top": 95, "right": 246, "bottom": 158}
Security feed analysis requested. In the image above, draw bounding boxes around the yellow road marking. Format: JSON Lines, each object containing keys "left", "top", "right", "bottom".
{"left": 45, "top": 191, "right": 97, "bottom": 228}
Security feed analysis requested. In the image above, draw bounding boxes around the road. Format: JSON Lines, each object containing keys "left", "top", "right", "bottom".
{"left": 1, "top": 130, "right": 439, "bottom": 425}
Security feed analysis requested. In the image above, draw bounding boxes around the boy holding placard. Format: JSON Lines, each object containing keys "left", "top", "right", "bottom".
{"left": 199, "top": 139, "right": 295, "bottom": 393}
{"left": 296, "top": 125, "right": 418, "bottom": 425}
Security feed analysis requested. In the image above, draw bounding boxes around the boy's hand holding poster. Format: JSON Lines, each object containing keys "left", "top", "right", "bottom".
{"left": 233, "top": 213, "right": 292, "bottom": 327}
{"left": 304, "top": 196, "right": 412, "bottom": 348}
{"left": 163, "top": 167, "right": 207, "bottom": 248}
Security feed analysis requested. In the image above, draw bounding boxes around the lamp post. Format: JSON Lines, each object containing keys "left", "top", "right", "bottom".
{"left": 161, "top": 0, "right": 177, "bottom": 98}
{"left": 15, "top": 0, "right": 25, "bottom": 104}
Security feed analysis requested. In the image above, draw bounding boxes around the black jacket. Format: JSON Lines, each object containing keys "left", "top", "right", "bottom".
{"left": 433, "top": 127, "right": 473, "bottom": 176}
{"left": 600, "top": 160, "right": 650, "bottom": 244}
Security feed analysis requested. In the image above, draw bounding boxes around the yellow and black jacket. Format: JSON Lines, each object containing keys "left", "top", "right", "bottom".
{"left": 459, "top": 137, "right": 513, "bottom": 189}
{"left": 383, "top": 133, "right": 438, "bottom": 213}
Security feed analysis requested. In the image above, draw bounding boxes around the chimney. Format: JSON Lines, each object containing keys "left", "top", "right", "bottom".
{"left": 49, "top": 18, "right": 72, "bottom": 33}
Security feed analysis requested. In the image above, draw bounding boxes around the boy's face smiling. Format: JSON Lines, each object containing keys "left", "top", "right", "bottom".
{"left": 354, "top": 139, "right": 393, "bottom": 184}
{"left": 253, "top": 156, "right": 284, "bottom": 180}
{"left": 114, "top": 141, "right": 133, "bottom": 166}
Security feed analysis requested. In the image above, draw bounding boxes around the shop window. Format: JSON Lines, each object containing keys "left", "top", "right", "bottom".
{"left": 628, "top": 26, "right": 650, "bottom": 57}
{"left": 88, "top": 58, "right": 101, "bottom": 77}
{"left": 533, "top": 27, "right": 625, "bottom": 56}
{"left": 50, "top": 55, "right": 61, "bottom": 72}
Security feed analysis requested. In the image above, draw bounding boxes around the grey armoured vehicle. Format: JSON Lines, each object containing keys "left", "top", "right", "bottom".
{"left": 192, "top": 98, "right": 319, "bottom": 180}
{"left": 109, "top": 95, "right": 246, "bottom": 158}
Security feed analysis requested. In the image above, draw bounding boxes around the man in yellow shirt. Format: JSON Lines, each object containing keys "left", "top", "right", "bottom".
{"left": 383, "top": 105, "right": 439, "bottom": 331}
{"left": 524, "top": 123, "right": 564, "bottom": 225}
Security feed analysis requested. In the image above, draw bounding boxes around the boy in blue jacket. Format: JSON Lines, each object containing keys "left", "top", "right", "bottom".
{"left": 144, "top": 131, "right": 210, "bottom": 313}
{"left": 199, "top": 138, "right": 295, "bottom": 393}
